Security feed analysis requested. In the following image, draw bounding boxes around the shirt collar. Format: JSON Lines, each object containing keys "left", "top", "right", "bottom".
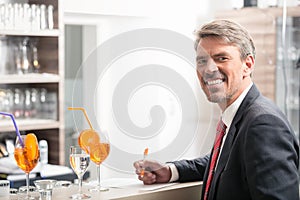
{"left": 222, "top": 82, "right": 253, "bottom": 129}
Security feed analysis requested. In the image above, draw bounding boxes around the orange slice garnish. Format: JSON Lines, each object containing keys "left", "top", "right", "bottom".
{"left": 24, "top": 133, "right": 39, "bottom": 161}
{"left": 78, "top": 129, "right": 100, "bottom": 153}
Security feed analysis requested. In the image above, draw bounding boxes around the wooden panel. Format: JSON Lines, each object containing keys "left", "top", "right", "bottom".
{"left": 215, "top": 7, "right": 300, "bottom": 101}
{"left": 38, "top": 37, "right": 59, "bottom": 74}
{"left": 35, "top": 129, "right": 60, "bottom": 165}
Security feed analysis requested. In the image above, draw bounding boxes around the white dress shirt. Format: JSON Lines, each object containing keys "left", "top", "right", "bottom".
{"left": 168, "top": 82, "right": 253, "bottom": 182}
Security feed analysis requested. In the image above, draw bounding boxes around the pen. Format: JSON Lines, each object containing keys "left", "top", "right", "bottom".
{"left": 140, "top": 148, "right": 149, "bottom": 178}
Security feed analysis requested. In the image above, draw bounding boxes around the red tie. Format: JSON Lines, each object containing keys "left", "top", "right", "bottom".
{"left": 203, "top": 119, "right": 227, "bottom": 200}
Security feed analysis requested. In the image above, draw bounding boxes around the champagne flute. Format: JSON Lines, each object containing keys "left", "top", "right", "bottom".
{"left": 69, "top": 146, "right": 90, "bottom": 199}
{"left": 14, "top": 133, "right": 39, "bottom": 200}
{"left": 88, "top": 131, "right": 110, "bottom": 192}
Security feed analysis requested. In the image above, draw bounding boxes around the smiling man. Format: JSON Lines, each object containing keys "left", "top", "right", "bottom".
{"left": 195, "top": 22, "right": 254, "bottom": 112}
{"left": 134, "top": 20, "right": 299, "bottom": 200}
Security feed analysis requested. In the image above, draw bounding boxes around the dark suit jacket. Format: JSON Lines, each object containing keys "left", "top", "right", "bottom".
{"left": 173, "top": 84, "right": 299, "bottom": 200}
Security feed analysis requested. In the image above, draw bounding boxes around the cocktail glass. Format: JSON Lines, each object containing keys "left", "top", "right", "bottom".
{"left": 14, "top": 133, "right": 39, "bottom": 200}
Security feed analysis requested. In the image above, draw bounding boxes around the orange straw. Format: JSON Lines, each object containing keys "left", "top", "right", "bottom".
{"left": 68, "top": 107, "right": 94, "bottom": 130}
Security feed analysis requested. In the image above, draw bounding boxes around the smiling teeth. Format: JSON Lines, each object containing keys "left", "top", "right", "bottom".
{"left": 206, "top": 79, "right": 223, "bottom": 85}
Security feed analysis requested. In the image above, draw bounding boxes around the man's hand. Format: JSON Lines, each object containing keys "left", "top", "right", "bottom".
{"left": 133, "top": 160, "right": 172, "bottom": 185}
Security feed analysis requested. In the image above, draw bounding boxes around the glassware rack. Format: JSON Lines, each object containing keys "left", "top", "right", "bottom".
{"left": 276, "top": 16, "right": 300, "bottom": 139}
{"left": 0, "top": 0, "right": 64, "bottom": 165}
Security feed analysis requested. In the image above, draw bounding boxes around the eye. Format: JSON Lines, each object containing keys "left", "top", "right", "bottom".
{"left": 216, "top": 57, "right": 228, "bottom": 62}
{"left": 196, "top": 58, "right": 208, "bottom": 67}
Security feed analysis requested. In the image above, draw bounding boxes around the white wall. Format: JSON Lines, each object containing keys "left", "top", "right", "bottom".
{"left": 64, "top": 0, "right": 212, "bottom": 19}
{"left": 64, "top": 0, "right": 221, "bottom": 181}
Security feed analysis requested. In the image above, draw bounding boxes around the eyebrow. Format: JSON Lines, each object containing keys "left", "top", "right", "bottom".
{"left": 196, "top": 52, "right": 229, "bottom": 60}
{"left": 211, "top": 52, "right": 230, "bottom": 57}
{"left": 196, "top": 56, "right": 208, "bottom": 62}
{"left": 196, "top": 52, "right": 230, "bottom": 61}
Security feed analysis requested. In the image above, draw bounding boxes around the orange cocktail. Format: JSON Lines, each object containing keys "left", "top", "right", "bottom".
{"left": 78, "top": 129, "right": 110, "bottom": 165}
{"left": 78, "top": 128, "right": 110, "bottom": 165}
{"left": 14, "top": 133, "right": 40, "bottom": 199}
{"left": 89, "top": 143, "right": 110, "bottom": 165}
{"left": 81, "top": 131, "right": 110, "bottom": 192}
{"left": 14, "top": 133, "right": 39, "bottom": 173}
{"left": 0, "top": 113, "right": 40, "bottom": 199}
{"left": 68, "top": 107, "right": 110, "bottom": 192}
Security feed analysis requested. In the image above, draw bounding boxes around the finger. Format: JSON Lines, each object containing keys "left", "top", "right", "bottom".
{"left": 135, "top": 168, "right": 144, "bottom": 176}
{"left": 135, "top": 168, "right": 140, "bottom": 174}
{"left": 142, "top": 172, "right": 156, "bottom": 185}
{"left": 133, "top": 160, "right": 143, "bottom": 169}
{"left": 138, "top": 170, "right": 151, "bottom": 180}
{"left": 140, "top": 171, "right": 155, "bottom": 181}
{"left": 143, "top": 160, "right": 164, "bottom": 171}
{"left": 135, "top": 161, "right": 156, "bottom": 177}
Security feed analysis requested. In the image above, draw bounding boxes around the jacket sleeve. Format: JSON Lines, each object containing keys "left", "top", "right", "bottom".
{"left": 171, "top": 155, "right": 210, "bottom": 182}
{"left": 244, "top": 114, "right": 299, "bottom": 200}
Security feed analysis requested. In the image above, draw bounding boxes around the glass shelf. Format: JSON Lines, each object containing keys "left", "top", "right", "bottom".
{"left": 0, "top": 73, "right": 60, "bottom": 84}
{"left": 0, "top": 29, "right": 60, "bottom": 37}
{"left": 0, "top": 118, "right": 60, "bottom": 132}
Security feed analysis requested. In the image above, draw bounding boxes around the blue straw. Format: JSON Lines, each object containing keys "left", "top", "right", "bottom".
{"left": 0, "top": 112, "right": 24, "bottom": 147}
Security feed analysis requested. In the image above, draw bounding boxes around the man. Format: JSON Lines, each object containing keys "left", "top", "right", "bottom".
{"left": 133, "top": 20, "right": 299, "bottom": 200}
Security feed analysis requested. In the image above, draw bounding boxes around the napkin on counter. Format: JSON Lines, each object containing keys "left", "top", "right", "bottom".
{"left": 39, "top": 164, "right": 73, "bottom": 178}
{"left": 0, "top": 156, "right": 23, "bottom": 174}
{"left": 0, "top": 156, "right": 39, "bottom": 181}
{"left": 0, "top": 156, "right": 73, "bottom": 179}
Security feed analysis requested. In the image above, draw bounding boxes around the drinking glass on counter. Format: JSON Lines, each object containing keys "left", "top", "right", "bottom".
{"left": 34, "top": 179, "right": 57, "bottom": 200}
{"left": 90, "top": 132, "right": 110, "bottom": 192}
{"left": 14, "top": 133, "right": 40, "bottom": 200}
{"left": 68, "top": 107, "right": 110, "bottom": 192}
{"left": 79, "top": 130, "right": 110, "bottom": 192}
{"left": 69, "top": 146, "right": 90, "bottom": 199}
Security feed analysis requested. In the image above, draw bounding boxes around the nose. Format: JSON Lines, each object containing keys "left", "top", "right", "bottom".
{"left": 198, "top": 57, "right": 218, "bottom": 76}
{"left": 205, "top": 58, "right": 218, "bottom": 73}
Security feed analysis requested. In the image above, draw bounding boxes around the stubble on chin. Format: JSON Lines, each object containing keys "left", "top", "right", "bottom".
{"left": 204, "top": 87, "right": 227, "bottom": 103}
{"left": 207, "top": 94, "right": 225, "bottom": 103}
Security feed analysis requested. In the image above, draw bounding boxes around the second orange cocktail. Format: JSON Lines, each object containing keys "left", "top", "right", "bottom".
{"left": 68, "top": 107, "right": 110, "bottom": 192}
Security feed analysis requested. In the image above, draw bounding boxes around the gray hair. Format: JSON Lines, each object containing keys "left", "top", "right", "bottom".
{"left": 194, "top": 19, "right": 256, "bottom": 60}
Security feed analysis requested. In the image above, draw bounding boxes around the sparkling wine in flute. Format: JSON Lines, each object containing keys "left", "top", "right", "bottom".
{"left": 69, "top": 146, "right": 91, "bottom": 199}
{"left": 70, "top": 154, "right": 90, "bottom": 177}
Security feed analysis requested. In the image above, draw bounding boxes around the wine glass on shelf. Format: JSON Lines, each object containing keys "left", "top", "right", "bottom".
{"left": 69, "top": 146, "right": 91, "bottom": 199}
{"left": 84, "top": 130, "right": 110, "bottom": 192}
{"left": 14, "top": 133, "right": 40, "bottom": 200}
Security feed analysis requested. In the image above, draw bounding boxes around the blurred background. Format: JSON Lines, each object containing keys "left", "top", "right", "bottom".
{"left": 0, "top": 0, "right": 299, "bottom": 186}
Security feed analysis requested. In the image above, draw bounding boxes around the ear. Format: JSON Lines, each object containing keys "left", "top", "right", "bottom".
{"left": 243, "top": 55, "right": 254, "bottom": 77}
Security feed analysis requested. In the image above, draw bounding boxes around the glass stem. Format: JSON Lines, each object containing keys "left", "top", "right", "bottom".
{"left": 97, "top": 165, "right": 101, "bottom": 187}
{"left": 26, "top": 172, "right": 29, "bottom": 197}
{"left": 78, "top": 177, "right": 83, "bottom": 194}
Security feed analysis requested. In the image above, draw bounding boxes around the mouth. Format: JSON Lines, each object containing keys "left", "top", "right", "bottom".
{"left": 204, "top": 78, "right": 225, "bottom": 86}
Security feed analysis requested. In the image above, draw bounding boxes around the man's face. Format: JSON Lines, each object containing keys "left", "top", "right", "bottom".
{"left": 196, "top": 37, "right": 252, "bottom": 109}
